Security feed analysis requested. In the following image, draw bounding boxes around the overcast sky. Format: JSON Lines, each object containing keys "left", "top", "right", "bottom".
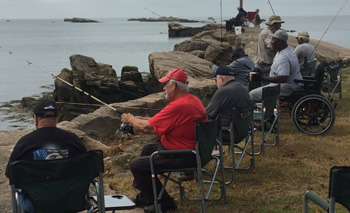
{"left": 1, "top": 0, "right": 349, "bottom": 19}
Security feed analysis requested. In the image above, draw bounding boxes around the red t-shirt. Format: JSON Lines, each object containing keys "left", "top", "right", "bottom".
{"left": 148, "top": 93, "right": 208, "bottom": 150}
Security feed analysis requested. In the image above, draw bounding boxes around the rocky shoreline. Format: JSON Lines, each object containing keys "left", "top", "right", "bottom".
{"left": 1, "top": 26, "right": 350, "bottom": 150}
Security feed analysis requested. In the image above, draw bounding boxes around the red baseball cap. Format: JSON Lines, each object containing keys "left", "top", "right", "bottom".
{"left": 158, "top": 69, "right": 189, "bottom": 84}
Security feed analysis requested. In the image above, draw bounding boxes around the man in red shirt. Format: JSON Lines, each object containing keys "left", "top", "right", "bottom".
{"left": 121, "top": 68, "right": 207, "bottom": 212}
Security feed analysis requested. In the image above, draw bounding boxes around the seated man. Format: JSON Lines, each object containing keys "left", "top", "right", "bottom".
{"left": 294, "top": 31, "right": 316, "bottom": 65}
{"left": 210, "top": 47, "right": 255, "bottom": 86}
{"left": 121, "top": 69, "right": 207, "bottom": 212}
{"left": 5, "top": 99, "right": 87, "bottom": 213}
{"left": 249, "top": 30, "right": 303, "bottom": 102}
{"left": 206, "top": 66, "right": 253, "bottom": 142}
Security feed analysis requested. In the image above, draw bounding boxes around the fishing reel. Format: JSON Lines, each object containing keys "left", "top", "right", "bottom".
{"left": 120, "top": 123, "right": 135, "bottom": 135}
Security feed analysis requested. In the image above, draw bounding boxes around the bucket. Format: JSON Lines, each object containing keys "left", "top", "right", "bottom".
{"left": 235, "top": 26, "right": 242, "bottom": 35}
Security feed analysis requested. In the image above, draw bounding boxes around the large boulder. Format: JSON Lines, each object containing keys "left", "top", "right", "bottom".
{"left": 168, "top": 23, "right": 221, "bottom": 38}
{"left": 54, "top": 54, "right": 122, "bottom": 121}
{"left": 148, "top": 51, "right": 216, "bottom": 105}
{"left": 54, "top": 55, "right": 151, "bottom": 121}
{"left": 119, "top": 66, "right": 148, "bottom": 100}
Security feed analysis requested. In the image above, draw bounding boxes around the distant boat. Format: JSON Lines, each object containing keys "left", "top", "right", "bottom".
{"left": 6, "top": 19, "right": 10, "bottom": 22}
{"left": 201, "top": 17, "right": 216, "bottom": 24}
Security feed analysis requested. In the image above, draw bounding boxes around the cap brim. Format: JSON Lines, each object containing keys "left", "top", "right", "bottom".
{"left": 158, "top": 76, "right": 170, "bottom": 83}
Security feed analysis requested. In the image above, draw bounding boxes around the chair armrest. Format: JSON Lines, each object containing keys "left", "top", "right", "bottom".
{"left": 294, "top": 79, "right": 317, "bottom": 84}
{"left": 303, "top": 190, "right": 329, "bottom": 212}
{"left": 158, "top": 149, "right": 194, "bottom": 156}
{"left": 302, "top": 76, "right": 314, "bottom": 80}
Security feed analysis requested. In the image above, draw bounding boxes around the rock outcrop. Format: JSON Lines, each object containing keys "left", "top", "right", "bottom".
{"left": 54, "top": 55, "right": 149, "bottom": 121}
{"left": 172, "top": 26, "right": 350, "bottom": 67}
{"left": 168, "top": 23, "right": 222, "bottom": 38}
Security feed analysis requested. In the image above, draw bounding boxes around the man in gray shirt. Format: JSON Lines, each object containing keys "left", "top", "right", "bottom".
{"left": 210, "top": 47, "right": 255, "bottom": 86}
{"left": 294, "top": 31, "right": 315, "bottom": 65}
{"left": 250, "top": 30, "right": 303, "bottom": 101}
{"left": 207, "top": 66, "right": 253, "bottom": 141}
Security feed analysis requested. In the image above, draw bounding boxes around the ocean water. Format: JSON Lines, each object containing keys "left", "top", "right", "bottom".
{"left": 0, "top": 15, "right": 349, "bottom": 130}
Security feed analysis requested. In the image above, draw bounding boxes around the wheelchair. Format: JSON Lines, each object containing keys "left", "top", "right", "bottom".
{"left": 279, "top": 61, "right": 336, "bottom": 135}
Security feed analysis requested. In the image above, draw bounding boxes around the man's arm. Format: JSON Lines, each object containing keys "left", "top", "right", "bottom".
{"left": 121, "top": 113, "right": 155, "bottom": 134}
{"left": 262, "top": 75, "right": 288, "bottom": 83}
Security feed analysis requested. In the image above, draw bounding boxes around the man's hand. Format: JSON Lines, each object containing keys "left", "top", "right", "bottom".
{"left": 252, "top": 68, "right": 262, "bottom": 74}
{"left": 249, "top": 72, "right": 263, "bottom": 82}
{"left": 121, "top": 113, "right": 134, "bottom": 124}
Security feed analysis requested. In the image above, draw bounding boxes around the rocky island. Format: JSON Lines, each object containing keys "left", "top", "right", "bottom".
{"left": 64, "top": 17, "right": 98, "bottom": 23}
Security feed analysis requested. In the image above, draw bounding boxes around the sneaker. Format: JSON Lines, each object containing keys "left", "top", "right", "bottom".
{"left": 180, "top": 172, "right": 194, "bottom": 181}
{"left": 144, "top": 198, "right": 177, "bottom": 213}
{"left": 131, "top": 193, "right": 153, "bottom": 207}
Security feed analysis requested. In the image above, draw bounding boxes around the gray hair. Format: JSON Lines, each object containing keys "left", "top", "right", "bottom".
{"left": 169, "top": 79, "right": 189, "bottom": 92}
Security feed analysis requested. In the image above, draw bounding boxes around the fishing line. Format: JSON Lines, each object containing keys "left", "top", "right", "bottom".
{"left": 4, "top": 48, "right": 137, "bottom": 135}
{"left": 144, "top": 7, "right": 162, "bottom": 17}
{"left": 267, "top": 0, "right": 275, "bottom": 15}
{"left": 310, "top": 0, "right": 348, "bottom": 58}
{"left": 56, "top": 101, "right": 162, "bottom": 111}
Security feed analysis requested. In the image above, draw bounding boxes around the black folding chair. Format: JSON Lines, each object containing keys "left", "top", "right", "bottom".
{"left": 9, "top": 150, "right": 106, "bottom": 213}
{"left": 221, "top": 108, "right": 255, "bottom": 187}
{"left": 303, "top": 166, "right": 350, "bottom": 213}
{"left": 150, "top": 115, "right": 227, "bottom": 213}
{"left": 253, "top": 84, "right": 280, "bottom": 155}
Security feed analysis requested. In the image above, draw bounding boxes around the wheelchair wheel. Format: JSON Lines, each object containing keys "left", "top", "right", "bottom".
{"left": 291, "top": 94, "right": 335, "bottom": 135}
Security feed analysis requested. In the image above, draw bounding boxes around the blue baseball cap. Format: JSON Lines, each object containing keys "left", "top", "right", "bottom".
{"left": 231, "top": 47, "right": 245, "bottom": 58}
{"left": 211, "top": 66, "right": 235, "bottom": 78}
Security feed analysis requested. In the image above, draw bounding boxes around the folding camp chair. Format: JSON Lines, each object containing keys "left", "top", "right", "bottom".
{"left": 246, "top": 11, "right": 257, "bottom": 26}
{"left": 9, "top": 150, "right": 106, "bottom": 213}
{"left": 322, "top": 60, "right": 342, "bottom": 99}
{"left": 303, "top": 166, "right": 350, "bottom": 213}
{"left": 150, "top": 115, "right": 227, "bottom": 213}
{"left": 300, "top": 59, "right": 317, "bottom": 77}
{"left": 221, "top": 108, "right": 255, "bottom": 187}
{"left": 253, "top": 84, "right": 280, "bottom": 155}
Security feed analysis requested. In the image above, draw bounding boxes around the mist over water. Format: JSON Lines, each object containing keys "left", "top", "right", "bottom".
{"left": 0, "top": 16, "right": 349, "bottom": 130}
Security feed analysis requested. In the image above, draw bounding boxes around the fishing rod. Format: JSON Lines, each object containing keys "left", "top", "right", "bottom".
{"left": 267, "top": 0, "right": 275, "bottom": 15}
{"left": 310, "top": 0, "right": 348, "bottom": 58}
{"left": 220, "top": 0, "right": 223, "bottom": 47}
{"left": 5, "top": 49, "right": 135, "bottom": 135}
{"left": 56, "top": 101, "right": 162, "bottom": 111}
{"left": 144, "top": 7, "right": 162, "bottom": 17}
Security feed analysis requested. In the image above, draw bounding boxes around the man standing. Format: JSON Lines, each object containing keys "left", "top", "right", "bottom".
{"left": 253, "top": 9, "right": 264, "bottom": 28}
{"left": 206, "top": 66, "right": 253, "bottom": 142}
{"left": 226, "top": 6, "right": 247, "bottom": 31}
{"left": 5, "top": 99, "right": 87, "bottom": 213}
{"left": 257, "top": 15, "right": 285, "bottom": 70}
{"left": 121, "top": 69, "right": 207, "bottom": 212}
{"left": 294, "top": 31, "right": 316, "bottom": 65}
{"left": 250, "top": 30, "right": 303, "bottom": 101}
{"left": 210, "top": 47, "right": 254, "bottom": 86}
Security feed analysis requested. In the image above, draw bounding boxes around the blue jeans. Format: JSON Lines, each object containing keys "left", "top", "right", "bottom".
{"left": 18, "top": 190, "right": 35, "bottom": 213}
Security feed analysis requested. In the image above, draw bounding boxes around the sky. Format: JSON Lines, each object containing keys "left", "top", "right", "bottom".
{"left": 0, "top": 0, "right": 349, "bottom": 20}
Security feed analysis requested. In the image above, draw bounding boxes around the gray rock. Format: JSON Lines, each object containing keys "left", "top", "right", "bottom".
{"left": 168, "top": 23, "right": 222, "bottom": 38}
